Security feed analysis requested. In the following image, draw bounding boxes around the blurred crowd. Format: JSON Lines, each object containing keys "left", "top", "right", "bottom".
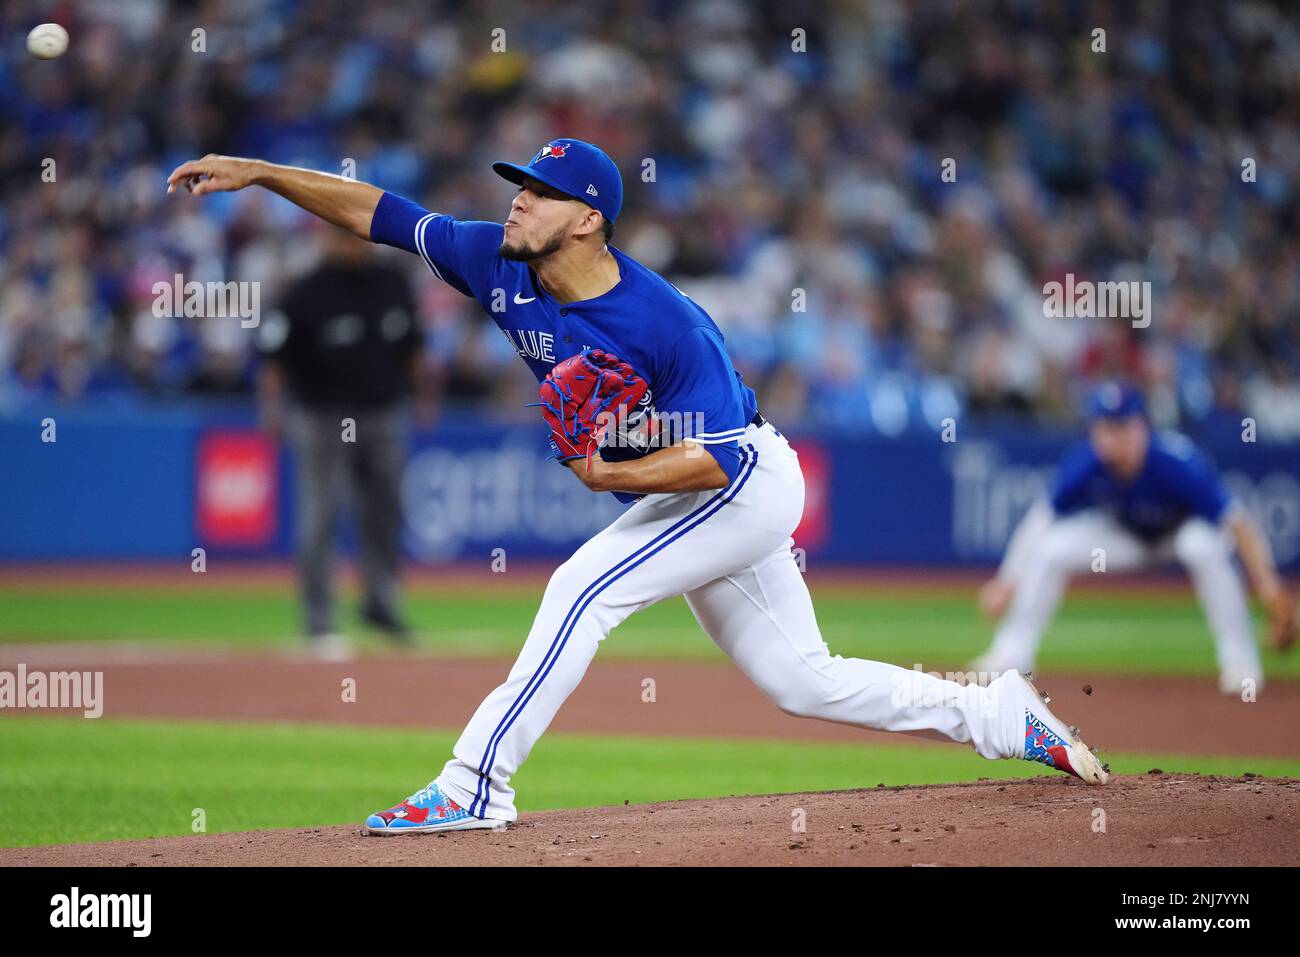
{"left": 2, "top": 0, "right": 1299, "bottom": 437}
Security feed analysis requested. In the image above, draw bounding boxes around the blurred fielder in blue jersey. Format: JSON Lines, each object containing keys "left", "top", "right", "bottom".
{"left": 974, "top": 382, "right": 1296, "bottom": 695}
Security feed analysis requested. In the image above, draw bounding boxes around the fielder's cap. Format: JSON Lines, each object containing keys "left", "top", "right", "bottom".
{"left": 1087, "top": 381, "right": 1146, "bottom": 420}
{"left": 492, "top": 138, "right": 623, "bottom": 225}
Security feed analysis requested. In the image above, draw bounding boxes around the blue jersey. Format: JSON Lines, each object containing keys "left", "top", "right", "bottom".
{"left": 1050, "top": 432, "right": 1233, "bottom": 540}
{"left": 369, "top": 192, "right": 758, "bottom": 486}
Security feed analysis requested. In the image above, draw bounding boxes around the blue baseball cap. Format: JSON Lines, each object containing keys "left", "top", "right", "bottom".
{"left": 492, "top": 138, "right": 623, "bottom": 225}
{"left": 1087, "top": 382, "right": 1146, "bottom": 421}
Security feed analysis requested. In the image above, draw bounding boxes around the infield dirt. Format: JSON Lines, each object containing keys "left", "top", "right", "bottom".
{"left": 2, "top": 650, "right": 1295, "bottom": 759}
{"left": 4, "top": 775, "right": 1296, "bottom": 866}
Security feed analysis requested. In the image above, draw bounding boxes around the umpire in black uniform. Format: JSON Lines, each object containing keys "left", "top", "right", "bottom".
{"left": 257, "top": 226, "right": 424, "bottom": 656}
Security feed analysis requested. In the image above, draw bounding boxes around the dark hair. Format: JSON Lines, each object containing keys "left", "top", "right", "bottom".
{"left": 601, "top": 216, "right": 614, "bottom": 243}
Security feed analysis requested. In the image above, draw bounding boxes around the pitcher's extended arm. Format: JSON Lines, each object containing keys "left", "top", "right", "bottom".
{"left": 167, "top": 155, "right": 382, "bottom": 240}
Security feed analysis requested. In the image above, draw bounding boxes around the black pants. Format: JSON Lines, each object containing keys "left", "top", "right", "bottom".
{"left": 289, "top": 404, "right": 405, "bottom": 635}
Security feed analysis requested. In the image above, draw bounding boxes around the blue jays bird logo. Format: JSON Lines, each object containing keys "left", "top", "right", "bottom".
{"left": 535, "top": 143, "right": 568, "bottom": 162}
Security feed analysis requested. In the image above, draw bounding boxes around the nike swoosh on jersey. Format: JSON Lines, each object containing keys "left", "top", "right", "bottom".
{"left": 514, "top": 292, "right": 537, "bottom": 304}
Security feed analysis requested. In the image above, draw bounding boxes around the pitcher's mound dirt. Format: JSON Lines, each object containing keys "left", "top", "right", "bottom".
{"left": 6, "top": 774, "right": 1296, "bottom": 867}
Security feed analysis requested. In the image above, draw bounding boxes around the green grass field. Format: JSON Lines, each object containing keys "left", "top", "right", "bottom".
{"left": 3, "top": 716, "right": 1296, "bottom": 848}
{"left": 2, "top": 579, "right": 1296, "bottom": 848}
{"left": 2, "top": 580, "right": 1297, "bottom": 678}
{"left": 2, "top": 579, "right": 1300, "bottom": 676}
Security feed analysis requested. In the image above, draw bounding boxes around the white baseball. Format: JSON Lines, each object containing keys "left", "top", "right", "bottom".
{"left": 27, "top": 23, "right": 69, "bottom": 60}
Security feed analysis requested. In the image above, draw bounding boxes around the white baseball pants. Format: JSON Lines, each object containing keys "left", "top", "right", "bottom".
{"left": 436, "top": 422, "right": 1024, "bottom": 822}
{"left": 983, "top": 509, "right": 1261, "bottom": 679}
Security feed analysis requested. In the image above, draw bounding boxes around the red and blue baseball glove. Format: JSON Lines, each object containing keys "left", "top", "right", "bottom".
{"left": 533, "top": 348, "right": 649, "bottom": 471}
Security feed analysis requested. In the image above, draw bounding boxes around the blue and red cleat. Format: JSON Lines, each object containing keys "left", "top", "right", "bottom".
{"left": 1024, "top": 713, "right": 1080, "bottom": 774}
{"left": 1009, "top": 671, "right": 1110, "bottom": 785}
{"left": 365, "top": 780, "right": 508, "bottom": 835}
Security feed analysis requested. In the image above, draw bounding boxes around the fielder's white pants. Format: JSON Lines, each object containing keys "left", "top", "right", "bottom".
{"left": 984, "top": 510, "right": 1260, "bottom": 678}
{"left": 436, "top": 422, "right": 1025, "bottom": 822}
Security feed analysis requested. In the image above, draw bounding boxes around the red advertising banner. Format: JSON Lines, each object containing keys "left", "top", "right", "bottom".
{"left": 196, "top": 431, "right": 277, "bottom": 546}
{"left": 789, "top": 439, "right": 828, "bottom": 551}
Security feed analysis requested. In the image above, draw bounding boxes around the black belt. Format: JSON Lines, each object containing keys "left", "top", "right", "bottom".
{"left": 751, "top": 410, "right": 766, "bottom": 428}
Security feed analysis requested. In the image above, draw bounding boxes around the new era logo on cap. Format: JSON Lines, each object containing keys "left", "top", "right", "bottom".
{"left": 492, "top": 137, "right": 624, "bottom": 225}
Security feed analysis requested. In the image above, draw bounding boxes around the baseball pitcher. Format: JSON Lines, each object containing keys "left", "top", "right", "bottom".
{"left": 168, "top": 139, "right": 1110, "bottom": 834}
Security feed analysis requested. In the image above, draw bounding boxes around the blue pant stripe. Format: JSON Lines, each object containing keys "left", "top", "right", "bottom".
{"left": 468, "top": 446, "right": 758, "bottom": 816}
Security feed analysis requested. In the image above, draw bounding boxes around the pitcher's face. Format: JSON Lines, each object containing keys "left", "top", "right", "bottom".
{"left": 499, "top": 176, "right": 586, "bottom": 262}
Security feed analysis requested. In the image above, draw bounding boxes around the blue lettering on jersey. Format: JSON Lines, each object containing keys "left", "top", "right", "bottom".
{"left": 502, "top": 328, "right": 555, "bottom": 363}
